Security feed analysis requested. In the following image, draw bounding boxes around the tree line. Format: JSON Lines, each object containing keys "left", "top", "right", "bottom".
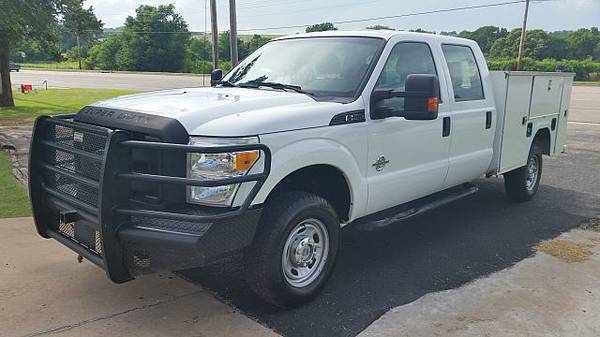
{"left": 10, "top": 4, "right": 272, "bottom": 74}
{"left": 2, "top": 2, "right": 599, "bottom": 107}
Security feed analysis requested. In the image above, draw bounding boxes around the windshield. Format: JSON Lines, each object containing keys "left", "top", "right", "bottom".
{"left": 223, "top": 37, "right": 384, "bottom": 100}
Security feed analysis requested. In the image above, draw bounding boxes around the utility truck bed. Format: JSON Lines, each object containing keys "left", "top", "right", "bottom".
{"left": 489, "top": 71, "right": 574, "bottom": 175}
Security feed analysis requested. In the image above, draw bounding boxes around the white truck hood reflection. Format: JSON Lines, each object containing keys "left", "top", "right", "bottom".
{"left": 91, "top": 87, "right": 350, "bottom": 136}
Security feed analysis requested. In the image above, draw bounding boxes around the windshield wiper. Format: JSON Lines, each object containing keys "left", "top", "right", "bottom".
{"left": 239, "top": 80, "right": 315, "bottom": 97}
{"left": 215, "top": 80, "right": 238, "bottom": 87}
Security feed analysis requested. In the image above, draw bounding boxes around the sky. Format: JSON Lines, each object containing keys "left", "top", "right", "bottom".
{"left": 87, "top": 0, "right": 600, "bottom": 34}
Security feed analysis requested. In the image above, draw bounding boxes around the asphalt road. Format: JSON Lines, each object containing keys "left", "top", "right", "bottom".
{"left": 10, "top": 69, "right": 209, "bottom": 91}
{"left": 180, "top": 86, "right": 600, "bottom": 337}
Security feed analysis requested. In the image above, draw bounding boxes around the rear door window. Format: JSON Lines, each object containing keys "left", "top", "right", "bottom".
{"left": 441, "top": 44, "right": 484, "bottom": 101}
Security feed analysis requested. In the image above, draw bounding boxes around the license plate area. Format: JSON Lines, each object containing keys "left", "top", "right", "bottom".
{"left": 58, "top": 220, "right": 103, "bottom": 256}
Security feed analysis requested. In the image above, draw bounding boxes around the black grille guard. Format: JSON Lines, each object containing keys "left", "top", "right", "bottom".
{"left": 29, "top": 114, "right": 271, "bottom": 282}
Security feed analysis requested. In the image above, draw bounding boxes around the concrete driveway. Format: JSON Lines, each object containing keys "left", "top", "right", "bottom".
{"left": 0, "top": 217, "right": 278, "bottom": 337}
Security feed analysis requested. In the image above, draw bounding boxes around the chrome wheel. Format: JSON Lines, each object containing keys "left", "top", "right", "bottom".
{"left": 525, "top": 155, "right": 539, "bottom": 191}
{"left": 282, "top": 218, "right": 329, "bottom": 288}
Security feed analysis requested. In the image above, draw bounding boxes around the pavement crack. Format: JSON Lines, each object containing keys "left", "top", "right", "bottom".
{"left": 22, "top": 291, "right": 202, "bottom": 337}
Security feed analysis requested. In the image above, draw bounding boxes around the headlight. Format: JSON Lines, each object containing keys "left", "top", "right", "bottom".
{"left": 187, "top": 136, "right": 260, "bottom": 206}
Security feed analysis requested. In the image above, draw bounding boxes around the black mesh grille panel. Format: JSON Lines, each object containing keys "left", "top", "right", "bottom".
{"left": 37, "top": 119, "right": 112, "bottom": 259}
{"left": 130, "top": 215, "right": 212, "bottom": 235}
{"left": 42, "top": 122, "right": 108, "bottom": 207}
{"left": 45, "top": 172, "right": 99, "bottom": 206}
{"left": 48, "top": 123, "right": 107, "bottom": 156}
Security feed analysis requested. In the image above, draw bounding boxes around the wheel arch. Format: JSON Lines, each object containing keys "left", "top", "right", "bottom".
{"left": 532, "top": 127, "right": 551, "bottom": 155}
{"left": 266, "top": 164, "right": 353, "bottom": 222}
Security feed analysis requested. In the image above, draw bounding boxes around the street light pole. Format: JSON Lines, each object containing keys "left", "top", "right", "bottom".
{"left": 210, "top": 0, "right": 219, "bottom": 70}
{"left": 229, "top": 0, "right": 239, "bottom": 67}
{"left": 516, "top": 0, "right": 530, "bottom": 71}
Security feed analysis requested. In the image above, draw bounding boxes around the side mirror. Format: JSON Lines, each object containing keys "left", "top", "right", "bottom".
{"left": 371, "top": 74, "right": 439, "bottom": 120}
{"left": 210, "top": 69, "right": 223, "bottom": 87}
{"left": 403, "top": 74, "right": 439, "bottom": 120}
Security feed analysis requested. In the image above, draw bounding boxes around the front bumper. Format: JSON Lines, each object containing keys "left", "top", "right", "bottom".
{"left": 28, "top": 115, "right": 271, "bottom": 282}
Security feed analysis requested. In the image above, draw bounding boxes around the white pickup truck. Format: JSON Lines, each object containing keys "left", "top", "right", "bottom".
{"left": 28, "top": 31, "right": 574, "bottom": 308}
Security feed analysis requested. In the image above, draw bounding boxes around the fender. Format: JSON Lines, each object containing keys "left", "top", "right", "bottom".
{"left": 250, "top": 134, "right": 369, "bottom": 222}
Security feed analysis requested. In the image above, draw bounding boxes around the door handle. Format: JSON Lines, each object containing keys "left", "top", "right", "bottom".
{"left": 442, "top": 117, "right": 451, "bottom": 137}
{"left": 485, "top": 111, "right": 492, "bottom": 129}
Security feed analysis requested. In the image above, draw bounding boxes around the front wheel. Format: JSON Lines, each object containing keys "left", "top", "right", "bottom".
{"left": 244, "top": 191, "right": 339, "bottom": 308}
{"left": 504, "top": 144, "right": 543, "bottom": 202}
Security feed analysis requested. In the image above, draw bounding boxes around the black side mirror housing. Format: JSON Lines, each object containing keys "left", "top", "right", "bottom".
{"left": 371, "top": 74, "right": 439, "bottom": 120}
{"left": 210, "top": 69, "right": 223, "bottom": 87}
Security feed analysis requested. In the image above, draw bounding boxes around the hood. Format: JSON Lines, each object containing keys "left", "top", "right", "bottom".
{"left": 88, "top": 87, "right": 353, "bottom": 136}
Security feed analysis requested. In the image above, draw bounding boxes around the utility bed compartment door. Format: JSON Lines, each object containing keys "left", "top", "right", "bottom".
{"left": 530, "top": 76, "right": 563, "bottom": 118}
{"left": 499, "top": 75, "right": 533, "bottom": 173}
{"left": 554, "top": 77, "right": 573, "bottom": 153}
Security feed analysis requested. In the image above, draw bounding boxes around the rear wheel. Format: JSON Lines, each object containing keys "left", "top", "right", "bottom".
{"left": 504, "top": 144, "right": 543, "bottom": 202}
{"left": 245, "top": 191, "right": 339, "bottom": 308}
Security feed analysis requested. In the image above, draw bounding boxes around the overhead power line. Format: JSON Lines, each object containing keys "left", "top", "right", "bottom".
{"left": 88, "top": 0, "right": 554, "bottom": 35}
{"left": 237, "top": 0, "right": 550, "bottom": 32}
{"left": 237, "top": 0, "right": 386, "bottom": 17}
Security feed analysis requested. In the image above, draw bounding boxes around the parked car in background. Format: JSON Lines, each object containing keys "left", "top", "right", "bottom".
{"left": 9, "top": 61, "right": 21, "bottom": 72}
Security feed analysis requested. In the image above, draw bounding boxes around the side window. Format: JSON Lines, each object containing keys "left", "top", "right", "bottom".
{"left": 441, "top": 44, "right": 484, "bottom": 101}
{"left": 374, "top": 42, "right": 437, "bottom": 113}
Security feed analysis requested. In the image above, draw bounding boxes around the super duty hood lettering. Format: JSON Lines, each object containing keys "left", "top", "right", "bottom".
{"left": 85, "top": 87, "right": 351, "bottom": 137}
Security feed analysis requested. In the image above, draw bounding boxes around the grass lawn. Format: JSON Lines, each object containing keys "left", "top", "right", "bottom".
{"left": 0, "top": 88, "right": 139, "bottom": 126}
{"left": 0, "top": 154, "right": 31, "bottom": 218}
{"left": 574, "top": 81, "right": 600, "bottom": 86}
{"left": 21, "top": 60, "right": 80, "bottom": 70}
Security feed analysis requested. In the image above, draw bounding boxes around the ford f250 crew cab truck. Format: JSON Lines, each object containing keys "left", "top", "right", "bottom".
{"left": 28, "top": 31, "right": 574, "bottom": 308}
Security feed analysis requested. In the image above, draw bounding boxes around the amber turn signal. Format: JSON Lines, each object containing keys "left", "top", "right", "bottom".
{"left": 235, "top": 151, "right": 259, "bottom": 172}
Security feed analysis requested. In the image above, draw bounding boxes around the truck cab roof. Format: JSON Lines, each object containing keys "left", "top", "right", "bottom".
{"left": 274, "top": 30, "right": 477, "bottom": 46}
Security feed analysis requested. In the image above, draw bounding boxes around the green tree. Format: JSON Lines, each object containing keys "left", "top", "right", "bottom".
{"left": 564, "top": 28, "right": 600, "bottom": 60}
{"left": 188, "top": 37, "right": 212, "bottom": 61}
{"left": 410, "top": 28, "right": 435, "bottom": 34}
{"left": 459, "top": 26, "right": 508, "bottom": 54}
{"left": 489, "top": 29, "right": 561, "bottom": 60}
{"left": 217, "top": 31, "right": 252, "bottom": 62}
{"left": 245, "top": 34, "right": 271, "bottom": 54}
{"left": 0, "top": 0, "right": 76, "bottom": 107}
{"left": 305, "top": 22, "right": 337, "bottom": 33}
{"left": 366, "top": 25, "right": 394, "bottom": 31}
{"left": 440, "top": 31, "right": 459, "bottom": 37}
{"left": 85, "top": 34, "right": 123, "bottom": 70}
{"left": 116, "top": 4, "right": 191, "bottom": 72}
{"left": 10, "top": 27, "right": 62, "bottom": 62}
{"left": 63, "top": 1, "right": 103, "bottom": 69}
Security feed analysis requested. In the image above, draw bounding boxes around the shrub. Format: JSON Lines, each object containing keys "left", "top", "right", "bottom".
{"left": 487, "top": 57, "right": 600, "bottom": 80}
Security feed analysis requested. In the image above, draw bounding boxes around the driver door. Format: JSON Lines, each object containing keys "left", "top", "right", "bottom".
{"left": 366, "top": 41, "right": 451, "bottom": 214}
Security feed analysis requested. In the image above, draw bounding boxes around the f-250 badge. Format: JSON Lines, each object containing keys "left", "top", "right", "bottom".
{"left": 372, "top": 155, "right": 389, "bottom": 172}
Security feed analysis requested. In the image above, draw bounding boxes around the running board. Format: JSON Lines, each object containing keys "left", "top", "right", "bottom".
{"left": 352, "top": 183, "right": 479, "bottom": 231}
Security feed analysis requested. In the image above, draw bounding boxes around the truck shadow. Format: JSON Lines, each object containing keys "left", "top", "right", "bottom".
{"left": 179, "top": 179, "right": 599, "bottom": 337}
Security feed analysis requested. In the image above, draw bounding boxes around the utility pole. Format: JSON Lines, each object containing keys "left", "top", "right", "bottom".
{"left": 76, "top": 34, "right": 82, "bottom": 70}
{"left": 516, "top": 0, "right": 530, "bottom": 71}
{"left": 210, "top": 0, "right": 219, "bottom": 70}
{"left": 229, "top": 0, "right": 239, "bottom": 67}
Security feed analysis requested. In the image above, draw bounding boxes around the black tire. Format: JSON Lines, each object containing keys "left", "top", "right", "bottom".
{"left": 244, "top": 191, "right": 340, "bottom": 308}
{"left": 504, "top": 143, "right": 543, "bottom": 202}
